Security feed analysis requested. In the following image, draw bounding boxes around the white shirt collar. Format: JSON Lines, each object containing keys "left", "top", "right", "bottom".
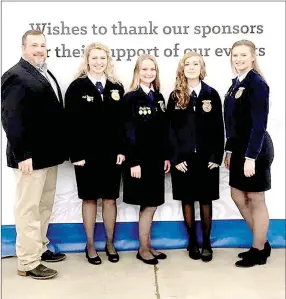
{"left": 140, "top": 83, "right": 154, "bottom": 95}
{"left": 238, "top": 69, "right": 252, "bottom": 82}
{"left": 88, "top": 74, "right": 106, "bottom": 88}
{"left": 189, "top": 81, "right": 202, "bottom": 96}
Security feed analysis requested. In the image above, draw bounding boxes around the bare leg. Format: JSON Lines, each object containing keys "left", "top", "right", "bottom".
{"left": 102, "top": 199, "right": 117, "bottom": 254}
{"left": 231, "top": 187, "right": 253, "bottom": 231}
{"left": 248, "top": 192, "right": 269, "bottom": 250}
{"left": 234, "top": 192, "right": 269, "bottom": 267}
{"left": 82, "top": 200, "right": 98, "bottom": 257}
{"left": 147, "top": 233, "right": 162, "bottom": 256}
{"left": 139, "top": 206, "right": 157, "bottom": 260}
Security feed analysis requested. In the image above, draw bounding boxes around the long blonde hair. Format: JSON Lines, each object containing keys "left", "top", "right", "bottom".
{"left": 231, "top": 40, "right": 265, "bottom": 81}
{"left": 129, "top": 54, "right": 160, "bottom": 92}
{"left": 75, "top": 42, "right": 121, "bottom": 84}
{"left": 174, "top": 51, "right": 206, "bottom": 109}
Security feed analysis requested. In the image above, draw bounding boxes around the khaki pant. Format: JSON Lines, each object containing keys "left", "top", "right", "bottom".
{"left": 14, "top": 166, "right": 58, "bottom": 271}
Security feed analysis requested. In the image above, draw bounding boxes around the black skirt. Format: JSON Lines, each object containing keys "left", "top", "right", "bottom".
{"left": 229, "top": 133, "right": 274, "bottom": 192}
{"left": 171, "top": 153, "right": 220, "bottom": 203}
{"left": 229, "top": 155, "right": 273, "bottom": 192}
{"left": 123, "top": 159, "right": 165, "bottom": 207}
{"left": 74, "top": 158, "right": 122, "bottom": 200}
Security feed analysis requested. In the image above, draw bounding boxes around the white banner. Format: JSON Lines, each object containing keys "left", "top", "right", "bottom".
{"left": 1, "top": 2, "right": 285, "bottom": 224}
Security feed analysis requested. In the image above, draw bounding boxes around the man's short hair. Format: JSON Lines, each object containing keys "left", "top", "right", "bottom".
{"left": 22, "top": 30, "right": 45, "bottom": 46}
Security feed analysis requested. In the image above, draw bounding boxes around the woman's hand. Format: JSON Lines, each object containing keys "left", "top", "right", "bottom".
{"left": 73, "top": 160, "right": 86, "bottom": 166}
{"left": 208, "top": 162, "right": 219, "bottom": 169}
{"left": 175, "top": 161, "right": 188, "bottom": 173}
{"left": 131, "top": 165, "right": 141, "bottom": 179}
{"left": 116, "top": 154, "right": 125, "bottom": 165}
{"left": 224, "top": 153, "right": 231, "bottom": 170}
{"left": 244, "top": 159, "right": 255, "bottom": 177}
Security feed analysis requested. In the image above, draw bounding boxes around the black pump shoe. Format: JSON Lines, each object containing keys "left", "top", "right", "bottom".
{"left": 151, "top": 251, "right": 167, "bottom": 260}
{"left": 201, "top": 247, "right": 213, "bottom": 262}
{"left": 84, "top": 245, "right": 102, "bottom": 265}
{"left": 105, "top": 244, "right": 120, "bottom": 263}
{"left": 136, "top": 251, "right": 158, "bottom": 265}
{"left": 187, "top": 244, "right": 201, "bottom": 260}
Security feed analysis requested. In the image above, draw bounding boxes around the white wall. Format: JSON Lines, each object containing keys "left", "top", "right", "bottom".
{"left": 2, "top": 2, "right": 285, "bottom": 224}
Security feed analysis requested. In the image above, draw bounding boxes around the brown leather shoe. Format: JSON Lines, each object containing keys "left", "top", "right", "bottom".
{"left": 17, "top": 264, "right": 58, "bottom": 280}
{"left": 41, "top": 250, "right": 66, "bottom": 262}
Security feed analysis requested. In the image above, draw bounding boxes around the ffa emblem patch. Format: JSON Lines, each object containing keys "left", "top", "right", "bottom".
{"left": 139, "top": 106, "right": 151, "bottom": 115}
{"left": 235, "top": 87, "right": 245, "bottom": 99}
{"left": 82, "top": 95, "right": 94, "bottom": 102}
{"left": 202, "top": 100, "right": 212, "bottom": 112}
{"left": 111, "top": 90, "right": 120, "bottom": 101}
{"left": 175, "top": 102, "right": 186, "bottom": 110}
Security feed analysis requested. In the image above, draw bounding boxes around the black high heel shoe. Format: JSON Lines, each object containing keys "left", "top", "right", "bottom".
{"left": 84, "top": 245, "right": 102, "bottom": 265}
{"left": 105, "top": 244, "right": 120, "bottom": 263}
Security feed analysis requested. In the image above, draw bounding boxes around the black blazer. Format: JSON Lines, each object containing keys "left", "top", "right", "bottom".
{"left": 123, "top": 87, "right": 170, "bottom": 167}
{"left": 224, "top": 70, "right": 273, "bottom": 160}
{"left": 64, "top": 77, "right": 125, "bottom": 163}
{"left": 167, "top": 81, "right": 225, "bottom": 166}
{"left": 1, "top": 58, "right": 67, "bottom": 169}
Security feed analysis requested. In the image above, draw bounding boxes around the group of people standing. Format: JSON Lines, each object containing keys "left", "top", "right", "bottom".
{"left": 1, "top": 30, "right": 274, "bottom": 280}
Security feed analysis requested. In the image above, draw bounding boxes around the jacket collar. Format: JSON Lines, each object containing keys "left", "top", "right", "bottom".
{"left": 19, "top": 58, "right": 51, "bottom": 88}
{"left": 19, "top": 58, "right": 63, "bottom": 106}
{"left": 232, "top": 69, "right": 256, "bottom": 86}
{"left": 198, "top": 80, "right": 212, "bottom": 98}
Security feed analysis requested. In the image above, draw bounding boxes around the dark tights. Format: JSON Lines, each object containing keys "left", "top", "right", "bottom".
{"left": 182, "top": 201, "right": 212, "bottom": 248}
